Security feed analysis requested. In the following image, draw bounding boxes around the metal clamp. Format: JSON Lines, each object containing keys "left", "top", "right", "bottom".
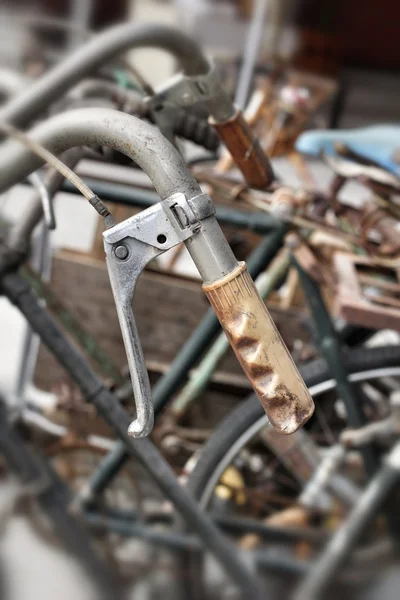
{"left": 103, "top": 192, "right": 213, "bottom": 438}
{"left": 145, "top": 64, "right": 234, "bottom": 141}
{"left": 147, "top": 64, "right": 221, "bottom": 112}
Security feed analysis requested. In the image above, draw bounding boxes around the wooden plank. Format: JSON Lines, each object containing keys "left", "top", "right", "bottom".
{"left": 34, "top": 251, "right": 313, "bottom": 393}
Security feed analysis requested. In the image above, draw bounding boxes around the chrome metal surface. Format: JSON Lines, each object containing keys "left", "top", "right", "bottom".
{"left": 0, "top": 108, "right": 203, "bottom": 201}
{"left": 0, "top": 68, "right": 28, "bottom": 101}
{"left": 147, "top": 63, "right": 235, "bottom": 125}
{"left": 103, "top": 192, "right": 228, "bottom": 436}
{"left": 234, "top": 0, "right": 270, "bottom": 110}
{"left": 0, "top": 24, "right": 209, "bottom": 128}
{"left": 185, "top": 216, "right": 238, "bottom": 283}
{"left": 27, "top": 172, "right": 56, "bottom": 230}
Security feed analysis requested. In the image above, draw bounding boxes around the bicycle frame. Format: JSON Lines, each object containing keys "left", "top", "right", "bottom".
{"left": 0, "top": 395, "right": 124, "bottom": 600}
{"left": 0, "top": 270, "right": 266, "bottom": 599}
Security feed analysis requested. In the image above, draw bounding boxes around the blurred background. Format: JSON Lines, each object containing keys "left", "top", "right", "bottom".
{"left": 0, "top": 1, "right": 399, "bottom": 599}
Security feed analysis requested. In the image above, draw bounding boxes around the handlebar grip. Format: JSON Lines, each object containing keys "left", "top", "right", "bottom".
{"left": 210, "top": 109, "right": 274, "bottom": 189}
{"left": 203, "top": 262, "right": 314, "bottom": 434}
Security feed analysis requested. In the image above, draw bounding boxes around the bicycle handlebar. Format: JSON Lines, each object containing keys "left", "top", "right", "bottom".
{"left": 0, "top": 23, "right": 209, "bottom": 129}
{"left": 0, "top": 107, "right": 312, "bottom": 436}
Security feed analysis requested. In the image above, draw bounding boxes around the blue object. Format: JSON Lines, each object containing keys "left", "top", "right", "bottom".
{"left": 295, "top": 125, "right": 400, "bottom": 176}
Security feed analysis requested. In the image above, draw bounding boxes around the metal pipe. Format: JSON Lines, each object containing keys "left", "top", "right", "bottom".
{"left": 0, "top": 108, "right": 237, "bottom": 285}
{"left": 14, "top": 222, "right": 51, "bottom": 410}
{"left": 84, "top": 507, "right": 328, "bottom": 545}
{"left": 0, "top": 68, "right": 28, "bottom": 101}
{"left": 27, "top": 172, "right": 55, "bottom": 230}
{"left": 293, "top": 443, "right": 400, "bottom": 600}
{"left": 0, "top": 24, "right": 209, "bottom": 128}
{"left": 292, "top": 256, "right": 380, "bottom": 478}
{"left": 235, "top": 0, "right": 270, "bottom": 109}
{"left": 13, "top": 159, "right": 80, "bottom": 412}
{"left": 0, "top": 108, "right": 202, "bottom": 200}
{"left": 4, "top": 149, "right": 83, "bottom": 255}
{"left": 67, "top": 0, "right": 93, "bottom": 52}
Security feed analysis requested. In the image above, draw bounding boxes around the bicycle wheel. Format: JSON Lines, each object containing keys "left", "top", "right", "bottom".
{"left": 184, "top": 345, "right": 400, "bottom": 598}
{"left": 187, "top": 344, "right": 400, "bottom": 512}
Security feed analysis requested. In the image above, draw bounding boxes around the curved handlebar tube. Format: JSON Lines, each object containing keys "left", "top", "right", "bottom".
{"left": 0, "top": 24, "right": 209, "bottom": 129}
{"left": 0, "top": 21, "right": 273, "bottom": 188}
{"left": 0, "top": 108, "right": 202, "bottom": 201}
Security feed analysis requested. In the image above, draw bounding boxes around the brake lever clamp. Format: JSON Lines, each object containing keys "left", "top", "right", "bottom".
{"left": 103, "top": 192, "right": 214, "bottom": 438}
{"left": 145, "top": 64, "right": 228, "bottom": 148}
{"left": 146, "top": 64, "right": 223, "bottom": 116}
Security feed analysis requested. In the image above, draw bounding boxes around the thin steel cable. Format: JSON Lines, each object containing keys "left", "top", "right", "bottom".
{"left": 0, "top": 122, "right": 114, "bottom": 224}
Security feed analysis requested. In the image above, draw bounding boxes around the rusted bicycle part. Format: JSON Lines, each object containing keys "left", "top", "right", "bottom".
{"left": 334, "top": 253, "right": 400, "bottom": 331}
{"left": 361, "top": 204, "right": 400, "bottom": 256}
{"left": 211, "top": 109, "right": 275, "bottom": 189}
{"left": 239, "top": 506, "right": 310, "bottom": 552}
{"left": 324, "top": 150, "right": 400, "bottom": 192}
{"left": 216, "top": 88, "right": 270, "bottom": 175}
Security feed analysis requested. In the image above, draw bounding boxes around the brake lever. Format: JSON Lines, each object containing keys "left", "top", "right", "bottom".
{"left": 103, "top": 193, "right": 204, "bottom": 437}
{"left": 104, "top": 190, "right": 314, "bottom": 439}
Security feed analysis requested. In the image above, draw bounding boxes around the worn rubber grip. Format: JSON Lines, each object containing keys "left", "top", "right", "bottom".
{"left": 203, "top": 262, "right": 314, "bottom": 434}
{"left": 210, "top": 109, "right": 274, "bottom": 189}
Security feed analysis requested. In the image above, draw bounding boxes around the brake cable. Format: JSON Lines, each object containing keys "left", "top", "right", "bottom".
{"left": 0, "top": 122, "right": 116, "bottom": 229}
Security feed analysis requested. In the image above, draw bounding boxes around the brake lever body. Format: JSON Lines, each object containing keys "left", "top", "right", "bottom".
{"left": 103, "top": 193, "right": 207, "bottom": 437}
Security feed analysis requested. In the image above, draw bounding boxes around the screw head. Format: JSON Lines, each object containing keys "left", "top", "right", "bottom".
{"left": 115, "top": 244, "right": 129, "bottom": 260}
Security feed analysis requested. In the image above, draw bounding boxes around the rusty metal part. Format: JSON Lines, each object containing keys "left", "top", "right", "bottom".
{"left": 323, "top": 152, "right": 400, "bottom": 191}
{"left": 293, "top": 242, "right": 332, "bottom": 285}
{"left": 334, "top": 253, "right": 400, "bottom": 331}
{"left": 216, "top": 88, "right": 269, "bottom": 174}
{"left": 239, "top": 506, "right": 310, "bottom": 550}
{"left": 340, "top": 418, "right": 396, "bottom": 448}
{"left": 361, "top": 204, "right": 400, "bottom": 256}
{"left": 203, "top": 262, "right": 314, "bottom": 434}
{"left": 195, "top": 170, "right": 365, "bottom": 246}
{"left": 210, "top": 109, "right": 274, "bottom": 189}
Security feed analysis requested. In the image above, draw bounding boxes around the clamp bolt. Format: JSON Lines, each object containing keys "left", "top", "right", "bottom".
{"left": 115, "top": 244, "right": 129, "bottom": 260}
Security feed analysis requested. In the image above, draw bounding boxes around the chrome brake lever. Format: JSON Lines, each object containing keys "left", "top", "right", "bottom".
{"left": 103, "top": 193, "right": 206, "bottom": 438}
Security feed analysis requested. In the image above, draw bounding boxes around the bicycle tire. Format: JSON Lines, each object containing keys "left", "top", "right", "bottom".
{"left": 187, "top": 344, "right": 400, "bottom": 506}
